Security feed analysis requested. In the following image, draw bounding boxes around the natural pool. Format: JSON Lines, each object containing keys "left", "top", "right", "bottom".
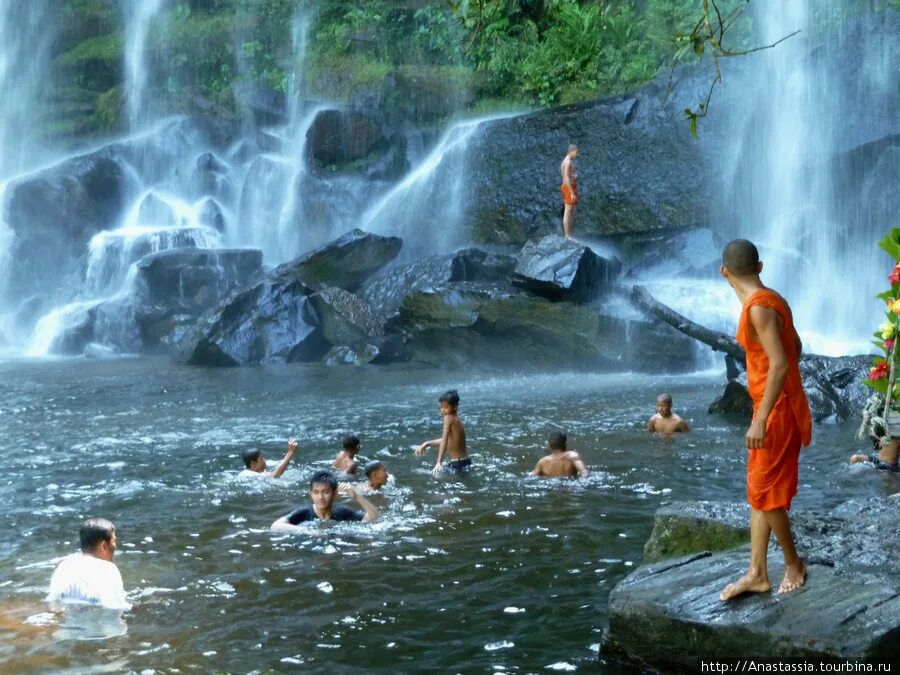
{"left": 0, "top": 358, "right": 894, "bottom": 673}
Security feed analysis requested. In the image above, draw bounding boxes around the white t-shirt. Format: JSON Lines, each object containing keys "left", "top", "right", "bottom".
{"left": 46, "top": 553, "right": 130, "bottom": 611}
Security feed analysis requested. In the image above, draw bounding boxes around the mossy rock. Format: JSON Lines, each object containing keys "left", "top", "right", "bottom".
{"left": 642, "top": 501, "right": 750, "bottom": 564}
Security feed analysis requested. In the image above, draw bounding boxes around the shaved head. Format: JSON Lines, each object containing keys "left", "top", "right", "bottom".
{"left": 722, "top": 239, "right": 760, "bottom": 276}
{"left": 656, "top": 393, "right": 672, "bottom": 404}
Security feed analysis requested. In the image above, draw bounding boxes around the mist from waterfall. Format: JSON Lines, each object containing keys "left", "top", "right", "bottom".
{"left": 719, "top": 0, "right": 900, "bottom": 355}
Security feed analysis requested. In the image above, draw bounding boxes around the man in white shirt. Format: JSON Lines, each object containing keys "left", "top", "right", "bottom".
{"left": 47, "top": 518, "right": 130, "bottom": 611}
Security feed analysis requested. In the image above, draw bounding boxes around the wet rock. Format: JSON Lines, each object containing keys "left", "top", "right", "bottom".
{"left": 197, "top": 197, "right": 227, "bottom": 232}
{"left": 512, "top": 235, "right": 620, "bottom": 302}
{"left": 397, "top": 281, "right": 611, "bottom": 368}
{"left": 51, "top": 297, "right": 142, "bottom": 356}
{"left": 190, "top": 151, "right": 233, "bottom": 202}
{"left": 309, "top": 286, "right": 386, "bottom": 347}
{"left": 307, "top": 109, "right": 386, "bottom": 167}
{"left": 605, "top": 498, "right": 900, "bottom": 669}
{"left": 359, "top": 247, "right": 516, "bottom": 316}
{"left": 625, "top": 228, "right": 727, "bottom": 280}
{"left": 137, "top": 192, "right": 176, "bottom": 226}
{"left": 708, "top": 355, "right": 869, "bottom": 422}
{"left": 272, "top": 228, "right": 403, "bottom": 292}
{"left": 174, "top": 278, "right": 328, "bottom": 367}
{"left": 642, "top": 501, "right": 750, "bottom": 564}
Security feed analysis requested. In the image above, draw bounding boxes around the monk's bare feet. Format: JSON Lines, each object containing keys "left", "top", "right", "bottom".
{"left": 777, "top": 562, "right": 806, "bottom": 595}
{"left": 719, "top": 572, "right": 771, "bottom": 601}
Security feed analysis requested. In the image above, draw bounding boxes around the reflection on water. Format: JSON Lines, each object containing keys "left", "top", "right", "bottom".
{"left": 0, "top": 358, "right": 894, "bottom": 672}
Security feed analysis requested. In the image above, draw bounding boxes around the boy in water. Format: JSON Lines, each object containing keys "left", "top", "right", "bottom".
{"left": 850, "top": 438, "right": 899, "bottom": 472}
{"left": 271, "top": 470, "right": 379, "bottom": 529}
{"left": 532, "top": 431, "right": 588, "bottom": 478}
{"left": 415, "top": 389, "right": 469, "bottom": 476}
{"left": 239, "top": 439, "right": 298, "bottom": 478}
{"left": 339, "top": 460, "right": 392, "bottom": 495}
{"left": 334, "top": 434, "right": 361, "bottom": 475}
{"left": 647, "top": 394, "right": 691, "bottom": 433}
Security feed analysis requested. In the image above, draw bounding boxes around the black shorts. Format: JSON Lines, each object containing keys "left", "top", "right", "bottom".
{"left": 447, "top": 457, "right": 472, "bottom": 473}
{"left": 870, "top": 451, "right": 899, "bottom": 472}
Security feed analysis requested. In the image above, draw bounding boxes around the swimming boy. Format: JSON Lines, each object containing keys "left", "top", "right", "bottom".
{"left": 415, "top": 389, "right": 469, "bottom": 476}
{"left": 850, "top": 438, "right": 899, "bottom": 472}
{"left": 647, "top": 394, "right": 691, "bottom": 433}
{"left": 240, "top": 439, "right": 298, "bottom": 478}
{"left": 334, "top": 435, "right": 361, "bottom": 475}
{"left": 271, "top": 471, "right": 379, "bottom": 529}
{"left": 718, "top": 239, "right": 812, "bottom": 601}
{"left": 532, "top": 431, "right": 588, "bottom": 478}
{"left": 339, "top": 460, "right": 392, "bottom": 495}
{"left": 47, "top": 518, "right": 130, "bottom": 610}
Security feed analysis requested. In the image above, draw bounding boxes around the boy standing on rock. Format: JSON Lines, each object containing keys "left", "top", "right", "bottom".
{"left": 560, "top": 144, "right": 579, "bottom": 240}
{"left": 719, "top": 239, "right": 812, "bottom": 601}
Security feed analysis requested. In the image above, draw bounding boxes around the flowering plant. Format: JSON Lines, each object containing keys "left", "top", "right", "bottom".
{"left": 865, "top": 229, "right": 900, "bottom": 405}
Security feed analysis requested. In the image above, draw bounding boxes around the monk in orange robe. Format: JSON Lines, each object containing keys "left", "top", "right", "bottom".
{"left": 719, "top": 239, "right": 813, "bottom": 601}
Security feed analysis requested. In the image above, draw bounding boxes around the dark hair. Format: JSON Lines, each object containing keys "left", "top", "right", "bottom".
{"left": 722, "top": 239, "right": 760, "bottom": 276}
{"left": 242, "top": 448, "right": 263, "bottom": 468}
{"left": 80, "top": 518, "right": 115, "bottom": 552}
{"left": 364, "top": 460, "right": 385, "bottom": 478}
{"left": 342, "top": 434, "right": 360, "bottom": 451}
{"left": 439, "top": 389, "right": 460, "bottom": 407}
{"left": 548, "top": 431, "right": 567, "bottom": 450}
{"left": 309, "top": 470, "right": 338, "bottom": 490}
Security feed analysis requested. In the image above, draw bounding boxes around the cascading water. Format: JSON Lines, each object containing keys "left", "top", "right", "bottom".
{"left": 0, "top": 0, "right": 55, "bottom": 180}
{"left": 124, "top": 0, "right": 167, "bottom": 131}
{"left": 719, "top": 1, "right": 900, "bottom": 355}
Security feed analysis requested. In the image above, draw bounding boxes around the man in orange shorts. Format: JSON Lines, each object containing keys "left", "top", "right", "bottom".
{"left": 719, "top": 239, "right": 812, "bottom": 601}
{"left": 560, "top": 144, "right": 579, "bottom": 239}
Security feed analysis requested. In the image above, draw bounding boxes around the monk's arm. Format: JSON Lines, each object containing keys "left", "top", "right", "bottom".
{"left": 677, "top": 419, "right": 691, "bottom": 432}
{"left": 747, "top": 305, "right": 789, "bottom": 449}
{"left": 573, "top": 454, "right": 589, "bottom": 478}
{"left": 531, "top": 460, "right": 544, "bottom": 476}
{"left": 647, "top": 418, "right": 656, "bottom": 432}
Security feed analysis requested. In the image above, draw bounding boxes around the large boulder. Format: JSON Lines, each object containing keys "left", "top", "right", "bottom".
{"left": 512, "top": 235, "right": 620, "bottom": 302}
{"left": 174, "top": 278, "right": 327, "bottom": 367}
{"left": 360, "top": 247, "right": 516, "bottom": 316}
{"left": 625, "top": 228, "right": 727, "bottom": 280}
{"left": 272, "top": 228, "right": 403, "bottom": 292}
{"left": 397, "top": 282, "right": 612, "bottom": 368}
{"left": 604, "top": 499, "right": 900, "bottom": 669}
{"left": 707, "top": 355, "right": 870, "bottom": 422}
{"left": 309, "top": 286, "right": 386, "bottom": 347}
{"left": 306, "top": 109, "right": 385, "bottom": 166}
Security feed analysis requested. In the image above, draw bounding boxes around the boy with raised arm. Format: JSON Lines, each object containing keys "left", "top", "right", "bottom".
{"left": 239, "top": 439, "right": 298, "bottom": 478}
{"left": 532, "top": 431, "right": 588, "bottom": 478}
{"left": 647, "top": 393, "right": 691, "bottom": 433}
{"left": 333, "top": 434, "right": 361, "bottom": 475}
{"left": 718, "top": 239, "right": 812, "bottom": 601}
{"left": 271, "top": 471, "right": 379, "bottom": 530}
{"left": 415, "top": 389, "right": 469, "bottom": 476}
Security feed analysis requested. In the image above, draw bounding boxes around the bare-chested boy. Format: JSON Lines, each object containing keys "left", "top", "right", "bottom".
{"left": 532, "top": 431, "right": 588, "bottom": 478}
{"left": 339, "top": 460, "right": 392, "bottom": 495}
{"left": 647, "top": 394, "right": 690, "bottom": 433}
{"left": 560, "top": 144, "right": 579, "bottom": 240}
{"left": 850, "top": 438, "right": 899, "bottom": 472}
{"left": 334, "top": 434, "right": 361, "bottom": 475}
{"left": 415, "top": 389, "right": 469, "bottom": 476}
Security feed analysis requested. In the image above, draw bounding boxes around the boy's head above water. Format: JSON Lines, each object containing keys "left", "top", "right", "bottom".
{"left": 439, "top": 389, "right": 460, "bottom": 415}
{"left": 342, "top": 434, "right": 361, "bottom": 453}
{"left": 364, "top": 460, "right": 388, "bottom": 488}
{"left": 242, "top": 447, "right": 266, "bottom": 472}
{"left": 309, "top": 470, "right": 338, "bottom": 507}
{"left": 656, "top": 394, "right": 673, "bottom": 417}
{"left": 548, "top": 430, "right": 567, "bottom": 451}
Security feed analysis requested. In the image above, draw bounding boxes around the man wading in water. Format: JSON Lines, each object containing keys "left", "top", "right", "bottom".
{"left": 560, "top": 144, "right": 579, "bottom": 240}
{"left": 719, "top": 239, "right": 812, "bottom": 601}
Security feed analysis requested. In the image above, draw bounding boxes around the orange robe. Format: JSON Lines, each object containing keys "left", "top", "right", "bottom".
{"left": 561, "top": 182, "right": 577, "bottom": 206}
{"left": 736, "top": 288, "right": 812, "bottom": 511}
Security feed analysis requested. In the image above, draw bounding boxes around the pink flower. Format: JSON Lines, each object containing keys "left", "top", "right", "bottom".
{"left": 890, "top": 263, "right": 900, "bottom": 285}
{"left": 885, "top": 339, "right": 896, "bottom": 352}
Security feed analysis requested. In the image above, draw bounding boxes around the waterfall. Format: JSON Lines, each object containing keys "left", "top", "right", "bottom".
{"left": 0, "top": 0, "right": 55, "bottom": 179}
{"left": 359, "top": 116, "right": 503, "bottom": 258}
{"left": 124, "top": 0, "right": 166, "bottom": 131}
{"left": 719, "top": 1, "right": 900, "bottom": 355}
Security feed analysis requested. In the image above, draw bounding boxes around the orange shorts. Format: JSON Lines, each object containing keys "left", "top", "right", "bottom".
{"left": 561, "top": 183, "right": 577, "bottom": 206}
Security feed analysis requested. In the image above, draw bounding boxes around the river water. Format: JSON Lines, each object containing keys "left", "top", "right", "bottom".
{"left": 0, "top": 358, "right": 894, "bottom": 673}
